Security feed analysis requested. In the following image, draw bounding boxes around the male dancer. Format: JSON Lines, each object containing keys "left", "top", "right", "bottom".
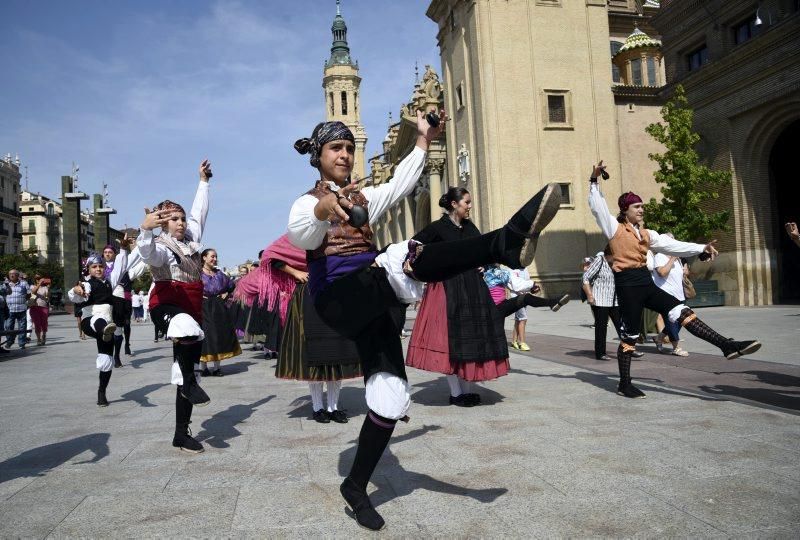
{"left": 289, "top": 110, "right": 563, "bottom": 530}
{"left": 588, "top": 160, "right": 760, "bottom": 398}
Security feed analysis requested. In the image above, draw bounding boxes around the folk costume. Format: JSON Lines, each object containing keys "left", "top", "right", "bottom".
{"left": 200, "top": 268, "right": 241, "bottom": 374}
{"left": 262, "top": 235, "right": 362, "bottom": 423}
{"left": 137, "top": 181, "right": 211, "bottom": 454}
{"left": 406, "top": 216, "right": 511, "bottom": 406}
{"left": 588, "top": 180, "right": 761, "bottom": 398}
{"left": 68, "top": 250, "right": 128, "bottom": 407}
{"left": 288, "top": 120, "right": 563, "bottom": 531}
{"left": 105, "top": 245, "right": 147, "bottom": 366}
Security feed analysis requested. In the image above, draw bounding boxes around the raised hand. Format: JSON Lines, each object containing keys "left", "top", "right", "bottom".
{"left": 702, "top": 239, "right": 719, "bottom": 260}
{"left": 591, "top": 160, "right": 607, "bottom": 179}
{"left": 141, "top": 207, "right": 179, "bottom": 231}
{"left": 199, "top": 159, "right": 213, "bottom": 182}
{"left": 416, "top": 108, "right": 447, "bottom": 146}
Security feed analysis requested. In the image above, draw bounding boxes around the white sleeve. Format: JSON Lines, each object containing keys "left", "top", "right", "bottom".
{"left": 649, "top": 230, "right": 706, "bottom": 257}
{"left": 362, "top": 146, "right": 427, "bottom": 224}
{"left": 186, "top": 181, "right": 210, "bottom": 243}
{"left": 588, "top": 183, "right": 618, "bottom": 239}
{"left": 136, "top": 229, "right": 171, "bottom": 268}
{"left": 68, "top": 281, "right": 90, "bottom": 303}
{"left": 287, "top": 194, "right": 331, "bottom": 250}
{"left": 109, "top": 250, "right": 128, "bottom": 289}
{"left": 125, "top": 248, "right": 147, "bottom": 281}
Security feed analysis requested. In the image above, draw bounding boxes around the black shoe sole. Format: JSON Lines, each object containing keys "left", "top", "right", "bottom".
{"left": 550, "top": 294, "right": 570, "bottom": 312}
{"left": 617, "top": 389, "right": 647, "bottom": 399}
{"left": 173, "top": 445, "right": 204, "bottom": 454}
{"left": 725, "top": 340, "right": 761, "bottom": 360}
{"left": 519, "top": 183, "right": 562, "bottom": 267}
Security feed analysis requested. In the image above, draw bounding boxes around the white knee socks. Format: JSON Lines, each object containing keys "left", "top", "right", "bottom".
{"left": 446, "top": 374, "right": 462, "bottom": 397}
{"left": 326, "top": 380, "right": 341, "bottom": 412}
{"left": 309, "top": 382, "right": 324, "bottom": 412}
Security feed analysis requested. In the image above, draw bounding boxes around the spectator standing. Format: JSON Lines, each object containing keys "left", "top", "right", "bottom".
{"left": 651, "top": 234, "right": 690, "bottom": 356}
{"left": 29, "top": 274, "right": 50, "bottom": 346}
{"left": 582, "top": 247, "right": 621, "bottom": 361}
{"left": 131, "top": 290, "right": 143, "bottom": 322}
{"left": 4, "top": 269, "right": 30, "bottom": 350}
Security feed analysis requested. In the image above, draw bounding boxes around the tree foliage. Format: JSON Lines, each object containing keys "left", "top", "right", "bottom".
{"left": 0, "top": 249, "right": 64, "bottom": 290}
{"left": 644, "top": 85, "right": 730, "bottom": 242}
{"left": 131, "top": 269, "right": 153, "bottom": 294}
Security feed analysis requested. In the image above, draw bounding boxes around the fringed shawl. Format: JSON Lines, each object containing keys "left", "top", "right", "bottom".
{"left": 233, "top": 234, "right": 306, "bottom": 325}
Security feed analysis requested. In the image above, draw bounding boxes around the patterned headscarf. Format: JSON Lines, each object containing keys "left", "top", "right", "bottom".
{"left": 294, "top": 121, "right": 355, "bottom": 168}
{"left": 85, "top": 252, "right": 103, "bottom": 271}
{"left": 153, "top": 199, "right": 186, "bottom": 215}
{"left": 617, "top": 192, "right": 643, "bottom": 212}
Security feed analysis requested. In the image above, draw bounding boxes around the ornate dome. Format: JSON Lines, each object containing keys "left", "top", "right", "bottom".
{"left": 614, "top": 27, "right": 661, "bottom": 58}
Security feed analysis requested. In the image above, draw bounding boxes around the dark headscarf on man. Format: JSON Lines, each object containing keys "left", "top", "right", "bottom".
{"left": 294, "top": 121, "right": 355, "bottom": 168}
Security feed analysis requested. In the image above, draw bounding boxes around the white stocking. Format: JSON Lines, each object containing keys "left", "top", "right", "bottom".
{"left": 446, "top": 374, "right": 462, "bottom": 397}
{"left": 326, "top": 380, "right": 341, "bottom": 412}
{"left": 308, "top": 382, "right": 324, "bottom": 412}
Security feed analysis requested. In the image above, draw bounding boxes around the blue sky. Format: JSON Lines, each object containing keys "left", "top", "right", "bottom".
{"left": 2, "top": 0, "right": 440, "bottom": 268}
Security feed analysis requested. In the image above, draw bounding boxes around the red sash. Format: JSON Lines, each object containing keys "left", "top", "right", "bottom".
{"left": 149, "top": 280, "right": 203, "bottom": 323}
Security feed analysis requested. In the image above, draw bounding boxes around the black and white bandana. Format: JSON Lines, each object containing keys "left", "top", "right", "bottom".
{"left": 294, "top": 121, "right": 355, "bottom": 168}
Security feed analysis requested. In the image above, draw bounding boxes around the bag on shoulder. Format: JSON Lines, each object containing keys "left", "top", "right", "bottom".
{"left": 682, "top": 275, "right": 697, "bottom": 299}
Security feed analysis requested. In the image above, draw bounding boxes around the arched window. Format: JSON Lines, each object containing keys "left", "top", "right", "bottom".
{"left": 610, "top": 41, "right": 624, "bottom": 83}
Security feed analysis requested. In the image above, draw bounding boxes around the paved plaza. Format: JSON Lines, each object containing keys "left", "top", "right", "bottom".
{"left": 1, "top": 304, "right": 799, "bottom": 538}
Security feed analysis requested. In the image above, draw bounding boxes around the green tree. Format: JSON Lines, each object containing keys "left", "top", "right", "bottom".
{"left": 0, "top": 249, "right": 64, "bottom": 290}
{"left": 131, "top": 269, "right": 152, "bottom": 293}
{"left": 644, "top": 84, "right": 730, "bottom": 242}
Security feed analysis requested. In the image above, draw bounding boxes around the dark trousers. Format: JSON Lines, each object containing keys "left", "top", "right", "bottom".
{"left": 590, "top": 305, "right": 621, "bottom": 358}
{"left": 81, "top": 317, "right": 114, "bottom": 356}
{"left": 616, "top": 283, "right": 682, "bottom": 344}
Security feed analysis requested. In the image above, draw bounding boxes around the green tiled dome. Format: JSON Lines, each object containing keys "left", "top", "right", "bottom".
{"left": 615, "top": 27, "right": 661, "bottom": 57}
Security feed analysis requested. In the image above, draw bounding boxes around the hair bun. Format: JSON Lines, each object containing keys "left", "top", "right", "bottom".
{"left": 438, "top": 194, "right": 449, "bottom": 209}
{"left": 294, "top": 138, "right": 313, "bottom": 155}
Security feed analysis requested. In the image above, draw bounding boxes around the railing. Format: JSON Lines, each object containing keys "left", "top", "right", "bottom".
{"left": 0, "top": 206, "right": 19, "bottom": 217}
{"left": 0, "top": 228, "right": 9, "bottom": 236}
{"left": 13, "top": 232, "right": 22, "bottom": 239}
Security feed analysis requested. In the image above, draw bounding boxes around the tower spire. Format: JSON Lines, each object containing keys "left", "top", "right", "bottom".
{"left": 327, "top": 0, "right": 353, "bottom": 67}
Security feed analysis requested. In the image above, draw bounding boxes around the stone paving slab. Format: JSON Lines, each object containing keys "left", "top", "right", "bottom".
{"left": 0, "top": 314, "right": 798, "bottom": 538}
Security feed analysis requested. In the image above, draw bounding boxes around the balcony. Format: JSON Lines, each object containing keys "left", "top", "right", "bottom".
{"left": 0, "top": 206, "right": 19, "bottom": 218}
{"left": 0, "top": 228, "right": 8, "bottom": 236}
{"left": 13, "top": 232, "right": 22, "bottom": 240}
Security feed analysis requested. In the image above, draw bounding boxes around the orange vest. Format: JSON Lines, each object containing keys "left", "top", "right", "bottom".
{"left": 305, "top": 181, "right": 375, "bottom": 260}
{"left": 609, "top": 222, "right": 650, "bottom": 273}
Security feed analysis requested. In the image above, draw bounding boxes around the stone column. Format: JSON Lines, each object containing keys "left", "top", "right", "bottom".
{"left": 93, "top": 194, "right": 109, "bottom": 249}
{"left": 427, "top": 157, "right": 445, "bottom": 222}
{"left": 61, "top": 177, "right": 88, "bottom": 310}
{"left": 402, "top": 196, "right": 415, "bottom": 238}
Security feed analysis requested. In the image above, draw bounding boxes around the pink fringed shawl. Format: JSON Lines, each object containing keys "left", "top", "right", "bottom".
{"left": 233, "top": 234, "right": 307, "bottom": 325}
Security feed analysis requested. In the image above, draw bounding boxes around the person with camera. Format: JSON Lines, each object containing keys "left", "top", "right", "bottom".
{"left": 288, "top": 109, "right": 565, "bottom": 530}
{"left": 68, "top": 236, "right": 132, "bottom": 407}
{"left": 588, "top": 160, "right": 760, "bottom": 399}
{"left": 29, "top": 274, "right": 51, "bottom": 346}
{"left": 137, "top": 159, "right": 214, "bottom": 455}
{"left": 3, "top": 269, "right": 30, "bottom": 350}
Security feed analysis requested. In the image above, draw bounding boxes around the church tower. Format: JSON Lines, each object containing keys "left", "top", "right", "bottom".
{"left": 322, "top": 0, "right": 367, "bottom": 180}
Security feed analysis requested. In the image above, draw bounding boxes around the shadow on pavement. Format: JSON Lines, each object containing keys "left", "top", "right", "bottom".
{"left": 129, "top": 356, "right": 162, "bottom": 369}
{"left": 118, "top": 383, "right": 170, "bottom": 407}
{"left": 197, "top": 396, "right": 275, "bottom": 448}
{"left": 220, "top": 360, "right": 257, "bottom": 375}
{"left": 286, "top": 386, "right": 368, "bottom": 420}
{"left": 337, "top": 425, "right": 507, "bottom": 510}
{"left": 0, "top": 433, "right": 110, "bottom": 484}
{"left": 699, "top": 370, "right": 800, "bottom": 411}
{"left": 518, "top": 370, "right": 720, "bottom": 401}
{"left": 410, "top": 378, "right": 505, "bottom": 407}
